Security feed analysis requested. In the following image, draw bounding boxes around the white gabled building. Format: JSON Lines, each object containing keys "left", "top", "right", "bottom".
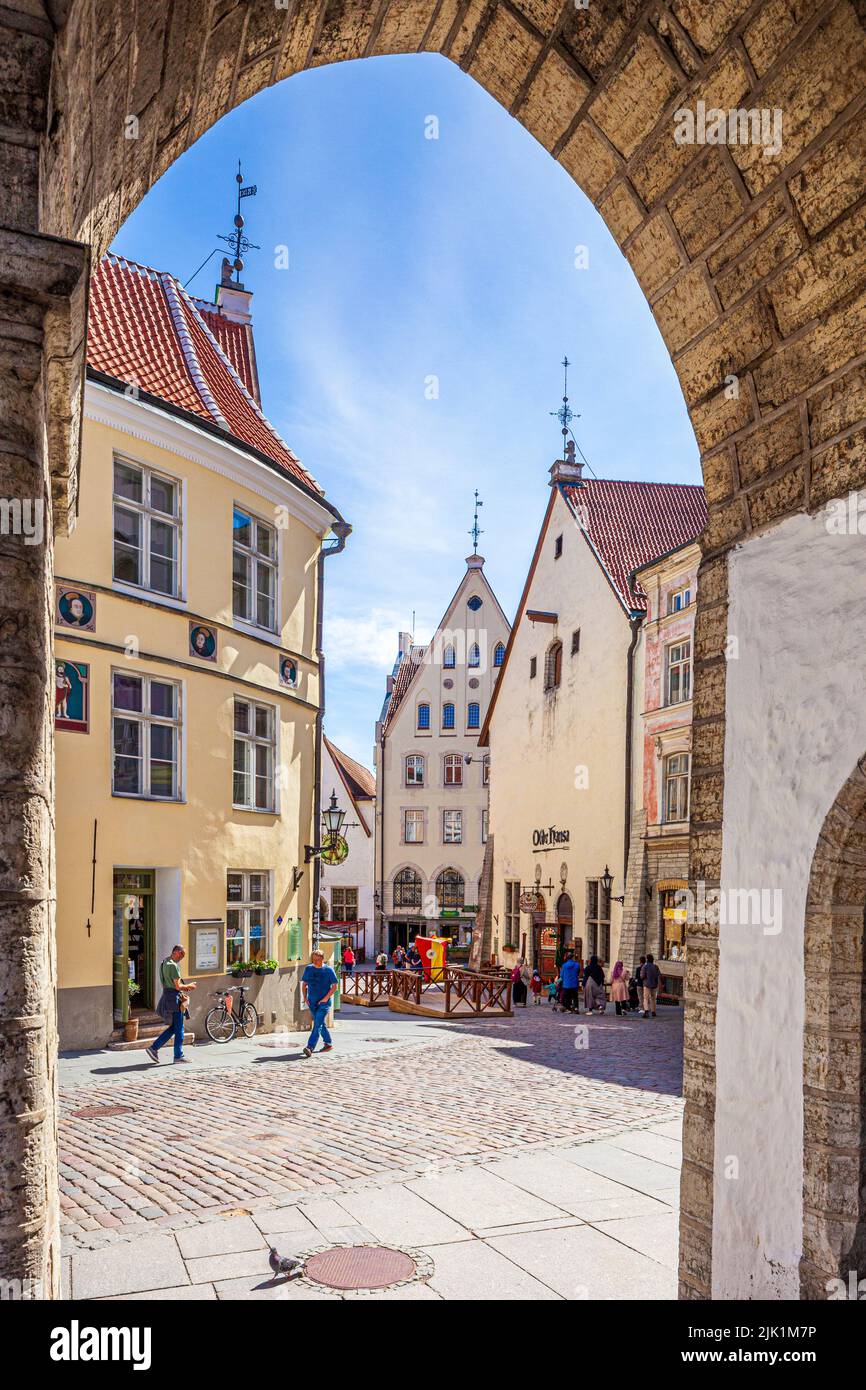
{"left": 374, "top": 554, "right": 510, "bottom": 961}
{"left": 479, "top": 451, "right": 705, "bottom": 981}
{"left": 319, "top": 736, "right": 376, "bottom": 961}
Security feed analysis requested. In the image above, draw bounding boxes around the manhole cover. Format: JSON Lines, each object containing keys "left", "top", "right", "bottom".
{"left": 304, "top": 1245, "right": 416, "bottom": 1290}
{"left": 71, "top": 1105, "right": 135, "bottom": 1119}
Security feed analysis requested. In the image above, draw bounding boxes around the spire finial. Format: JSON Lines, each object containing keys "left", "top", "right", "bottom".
{"left": 469, "top": 489, "right": 484, "bottom": 554}
{"left": 550, "top": 354, "right": 580, "bottom": 457}
{"left": 218, "top": 160, "right": 260, "bottom": 287}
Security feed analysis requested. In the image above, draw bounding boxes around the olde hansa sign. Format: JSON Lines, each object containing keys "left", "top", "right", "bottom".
{"left": 532, "top": 825, "right": 570, "bottom": 849}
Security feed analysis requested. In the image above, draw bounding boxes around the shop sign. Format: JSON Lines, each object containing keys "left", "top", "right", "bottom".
{"left": 519, "top": 890, "right": 544, "bottom": 913}
{"left": 532, "top": 825, "right": 570, "bottom": 848}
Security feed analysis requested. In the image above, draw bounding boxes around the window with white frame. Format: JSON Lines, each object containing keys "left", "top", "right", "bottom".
{"left": 404, "top": 809, "right": 424, "bottom": 843}
{"left": 232, "top": 506, "right": 277, "bottom": 631}
{"left": 226, "top": 871, "right": 269, "bottom": 965}
{"left": 482, "top": 754, "right": 490, "bottom": 786}
{"left": 113, "top": 458, "right": 181, "bottom": 596}
{"left": 443, "top": 644, "right": 456, "bottom": 668}
{"left": 443, "top": 809, "right": 462, "bottom": 844}
{"left": 233, "top": 698, "right": 276, "bottom": 811}
{"left": 405, "top": 754, "right": 425, "bottom": 786}
{"left": 481, "top": 808, "right": 489, "bottom": 842}
{"left": 664, "top": 751, "right": 690, "bottom": 822}
{"left": 468, "top": 642, "right": 480, "bottom": 667}
{"left": 112, "top": 671, "right": 181, "bottom": 800}
{"left": 585, "top": 879, "right": 611, "bottom": 962}
{"left": 444, "top": 753, "right": 463, "bottom": 786}
{"left": 665, "top": 639, "right": 692, "bottom": 705}
{"left": 668, "top": 585, "right": 691, "bottom": 613}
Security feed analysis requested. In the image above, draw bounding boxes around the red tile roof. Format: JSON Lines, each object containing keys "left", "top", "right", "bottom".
{"left": 561, "top": 479, "right": 706, "bottom": 611}
{"left": 382, "top": 644, "right": 427, "bottom": 732}
{"left": 88, "top": 255, "right": 321, "bottom": 495}
{"left": 325, "top": 736, "right": 375, "bottom": 801}
{"left": 193, "top": 297, "right": 260, "bottom": 403}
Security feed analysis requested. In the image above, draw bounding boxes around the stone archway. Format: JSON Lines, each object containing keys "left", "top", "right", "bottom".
{"left": 2, "top": 0, "right": 866, "bottom": 1298}
{"left": 801, "top": 759, "right": 866, "bottom": 1299}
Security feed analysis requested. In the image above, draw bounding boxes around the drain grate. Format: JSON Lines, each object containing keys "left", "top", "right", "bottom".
{"left": 304, "top": 1245, "right": 416, "bottom": 1291}
{"left": 71, "top": 1105, "right": 135, "bottom": 1120}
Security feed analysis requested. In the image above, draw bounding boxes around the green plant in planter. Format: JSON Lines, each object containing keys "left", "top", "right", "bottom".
{"left": 127, "top": 979, "right": 140, "bottom": 1000}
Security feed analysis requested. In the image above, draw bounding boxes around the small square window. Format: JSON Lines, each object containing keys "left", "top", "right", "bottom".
{"left": 530, "top": 656, "right": 537, "bottom": 679}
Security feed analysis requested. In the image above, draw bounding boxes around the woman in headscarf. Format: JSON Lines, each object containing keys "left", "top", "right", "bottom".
{"left": 583, "top": 955, "right": 606, "bottom": 1014}
{"left": 511, "top": 958, "right": 528, "bottom": 1007}
{"left": 610, "top": 960, "right": 630, "bottom": 1017}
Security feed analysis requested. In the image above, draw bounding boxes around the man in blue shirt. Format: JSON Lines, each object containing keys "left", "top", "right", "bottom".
{"left": 560, "top": 953, "right": 581, "bottom": 1013}
{"left": 301, "top": 949, "right": 339, "bottom": 1057}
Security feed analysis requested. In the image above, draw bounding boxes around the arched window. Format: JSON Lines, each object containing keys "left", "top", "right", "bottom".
{"left": 442, "top": 702, "right": 455, "bottom": 730}
{"left": 468, "top": 642, "right": 480, "bottom": 667}
{"left": 544, "top": 640, "right": 563, "bottom": 691}
{"left": 467, "top": 702, "right": 480, "bottom": 728}
{"left": 405, "top": 754, "right": 424, "bottom": 786}
{"left": 393, "top": 867, "right": 422, "bottom": 908}
{"left": 494, "top": 642, "right": 505, "bottom": 667}
{"left": 436, "top": 869, "right": 465, "bottom": 910}
{"left": 417, "top": 702, "right": 430, "bottom": 730}
{"left": 443, "top": 644, "right": 456, "bottom": 668}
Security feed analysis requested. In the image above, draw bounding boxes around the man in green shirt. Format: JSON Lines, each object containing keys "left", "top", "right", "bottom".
{"left": 147, "top": 944, "right": 196, "bottom": 1063}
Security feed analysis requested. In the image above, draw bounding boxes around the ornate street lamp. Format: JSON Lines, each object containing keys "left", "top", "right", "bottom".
{"left": 601, "top": 864, "right": 625, "bottom": 905}
{"left": 322, "top": 789, "right": 346, "bottom": 838}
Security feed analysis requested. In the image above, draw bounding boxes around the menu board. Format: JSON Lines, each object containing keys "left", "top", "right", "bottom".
{"left": 189, "top": 921, "right": 223, "bottom": 974}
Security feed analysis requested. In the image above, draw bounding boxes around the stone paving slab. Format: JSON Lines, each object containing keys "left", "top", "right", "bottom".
{"left": 332, "top": 1185, "right": 469, "bottom": 1247}
{"left": 176, "top": 1215, "right": 267, "bottom": 1260}
{"left": 559, "top": 1139, "right": 681, "bottom": 1192}
{"left": 488, "top": 1224, "right": 678, "bottom": 1300}
{"left": 251, "top": 1207, "right": 318, "bottom": 1238}
{"left": 107, "top": 1284, "right": 218, "bottom": 1301}
{"left": 72, "top": 1233, "right": 188, "bottom": 1299}
{"left": 423, "top": 1238, "right": 561, "bottom": 1300}
{"left": 213, "top": 1274, "right": 341, "bottom": 1300}
{"left": 592, "top": 1209, "right": 680, "bottom": 1270}
{"left": 407, "top": 1166, "right": 565, "bottom": 1230}
{"left": 608, "top": 1129, "right": 682, "bottom": 1167}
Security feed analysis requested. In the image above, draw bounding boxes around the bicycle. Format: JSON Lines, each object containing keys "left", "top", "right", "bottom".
{"left": 205, "top": 984, "right": 259, "bottom": 1043}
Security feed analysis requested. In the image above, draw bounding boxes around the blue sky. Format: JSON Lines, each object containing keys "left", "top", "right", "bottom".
{"left": 112, "top": 53, "right": 700, "bottom": 770}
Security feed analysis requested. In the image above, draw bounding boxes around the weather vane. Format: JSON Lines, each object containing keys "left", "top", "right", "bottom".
{"left": 550, "top": 355, "right": 580, "bottom": 455}
{"left": 218, "top": 160, "right": 260, "bottom": 286}
{"left": 469, "top": 489, "right": 484, "bottom": 554}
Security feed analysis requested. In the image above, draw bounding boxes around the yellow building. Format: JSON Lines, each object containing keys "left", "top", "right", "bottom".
{"left": 54, "top": 256, "right": 348, "bottom": 1049}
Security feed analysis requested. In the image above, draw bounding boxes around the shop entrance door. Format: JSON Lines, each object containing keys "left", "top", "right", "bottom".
{"left": 112, "top": 870, "right": 155, "bottom": 1023}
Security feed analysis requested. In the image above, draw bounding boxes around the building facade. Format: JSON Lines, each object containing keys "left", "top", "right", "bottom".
{"left": 319, "top": 736, "right": 376, "bottom": 961}
{"left": 480, "top": 455, "right": 705, "bottom": 982}
{"left": 54, "top": 255, "right": 347, "bottom": 1049}
{"left": 374, "top": 554, "right": 510, "bottom": 960}
{"left": 619, "top": 541, "right": 701, "bottom": 997}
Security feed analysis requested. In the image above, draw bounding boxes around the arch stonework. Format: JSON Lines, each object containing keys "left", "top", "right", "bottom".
{"left": 802, "top": 759, "right": 866, "bottom": 1299}
{"left": 1, "top": 0, "right": 865, "bottom": 1296}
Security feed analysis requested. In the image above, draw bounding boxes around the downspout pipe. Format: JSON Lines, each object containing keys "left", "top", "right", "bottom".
{"left": 378, "top": 723, "right": 386, "bottom": 955}
{"left": 311, "top": 516, "right": 352, "bottom": 949}
{"left": 623, "top": 612, "right": 642, "bottom": 887}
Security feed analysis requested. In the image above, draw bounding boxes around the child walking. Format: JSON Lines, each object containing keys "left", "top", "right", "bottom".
{"left": 530, "top": 969, "right": 543, "bottom": 1004}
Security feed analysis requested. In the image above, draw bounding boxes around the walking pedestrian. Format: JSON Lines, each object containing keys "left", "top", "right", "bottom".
{"left": 147, "top": 945, "right": 196, "bottom": 1064}
{"left": 641, "top": 953, "right": 661, "bottom": 1017}
{"left": 583, "top": 955, "right": 606, "bottom": 1013}
{"left": 342, "top": 942, "right": 355, "bottom": 977}
{"left": 629, "top": 957, "right": 645, "bottom": 1013}
{"left": 560, "top": 952, "right": 581, "bottom": 1013}
{"left": 530, "top": 968, "right": 543, "bottom": 1004}
{"left": 547, "top": 976, "right": 559, "bottom": 1008}
{"left": 392, "top": 943, "right": 407, "bottom": 970}
{"left": 300, "top": 948, "right": 339, "bottom": 1057}
{"left": 610, "top": 960, "right": 630, "bottom": 1017}
{"left": 375, "top": 950, "right": 389, "bottom": 971}
{"left": 511, "top": 959, "right": 528, "bottom": 1007}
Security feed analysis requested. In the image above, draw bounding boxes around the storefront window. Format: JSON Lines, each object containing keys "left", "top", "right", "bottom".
{"left": 226, "top": 871, "right": 269, "bottom": 964}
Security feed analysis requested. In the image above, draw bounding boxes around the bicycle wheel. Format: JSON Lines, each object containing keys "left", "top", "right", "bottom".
{"left": 239, "top": 1002, "right": 259, "bottom": 1038}
{"left": 205, "top": 1005, "right": 236, "bottom": 1043}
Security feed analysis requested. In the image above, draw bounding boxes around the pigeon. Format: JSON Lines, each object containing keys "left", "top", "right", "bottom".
{"left": 269, "top": 1247, "right": 303, "bottom": 1280}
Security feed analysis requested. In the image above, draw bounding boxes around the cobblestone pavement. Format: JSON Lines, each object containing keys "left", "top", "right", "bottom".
{"left": 59, "top": 1002, "right": 683, "bottom": 1248}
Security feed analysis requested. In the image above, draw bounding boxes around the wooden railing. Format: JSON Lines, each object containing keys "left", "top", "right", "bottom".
{"left": 386, "top": 967, "right": 513, "bottom": 1015}
{"left": 340, "top": 970, "right": 390, "bottom": 1004}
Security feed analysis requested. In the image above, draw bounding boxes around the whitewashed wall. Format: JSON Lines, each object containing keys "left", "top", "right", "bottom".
{"left": 713, "top": 503, "right": 866, "bottom": 1298}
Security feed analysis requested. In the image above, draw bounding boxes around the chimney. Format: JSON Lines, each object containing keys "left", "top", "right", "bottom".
{"left": 398, "top": 630, "right": 412, "bottom": 659}
{"left": 214, "top": 276, "right": 253, "bottom": 325}
{"left": 549, "top": 438, "right": 584, "bottom": 487}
